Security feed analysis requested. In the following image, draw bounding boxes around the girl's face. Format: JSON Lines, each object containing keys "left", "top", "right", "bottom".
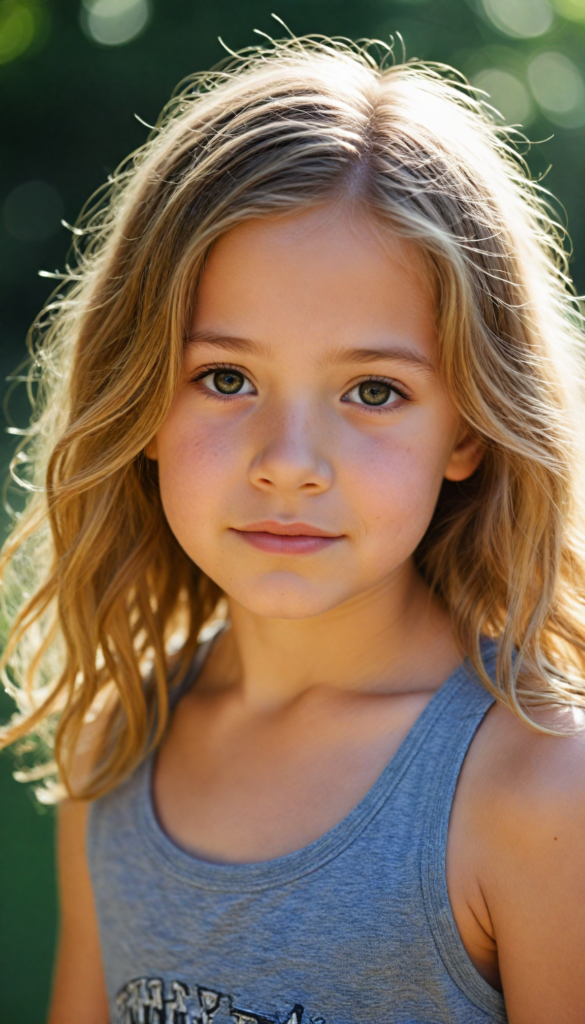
{"left": 149, "top": 206, "right": 482, "bottom": 619}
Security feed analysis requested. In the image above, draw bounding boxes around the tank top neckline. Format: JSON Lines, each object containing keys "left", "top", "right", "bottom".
{"left": 136, "top": 646, "right": 493, "bottom": 893}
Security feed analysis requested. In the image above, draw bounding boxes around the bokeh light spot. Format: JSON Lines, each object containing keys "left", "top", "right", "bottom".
{"left": 482, "top": 0, "right": 554, "bottom": 38}
{"left": 3, "top": 182, "right": 64, "bottom": 242}
{"left": 0, "top": 1, "right": 36, "bottom": 63}
{"left": 551, "top": 0, "right": 585, "bottom": 20}
{"left": 528, "top": 51, "right": 585, "bottom": 126}
{"left": 473, "top": 67, "right": 534, "bottom": 124}
{"left": 80, "top": 0, "right": 150, "bottom": 47}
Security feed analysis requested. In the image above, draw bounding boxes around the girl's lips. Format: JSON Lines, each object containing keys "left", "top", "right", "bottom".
{"left": 234, "top": 532, "right": 341, "bottom": 555}
{"left": 231, "top": 522, "right": 344, "bottom": 555}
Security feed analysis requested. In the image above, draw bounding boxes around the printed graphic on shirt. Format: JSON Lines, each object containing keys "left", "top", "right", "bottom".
{"left": 115, "top": 977, "right": 319, "bottom": 1024}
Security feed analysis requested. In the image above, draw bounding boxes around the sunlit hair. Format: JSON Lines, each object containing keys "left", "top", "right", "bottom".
{"left": 2, "top": 31, "right": 585, "bottom": 800}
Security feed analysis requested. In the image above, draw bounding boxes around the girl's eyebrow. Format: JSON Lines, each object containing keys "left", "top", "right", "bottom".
{"left": 186, "top": 330, "right": 435, "bottom": 374}
{"left": 328, "top": 345, "right": 436, "bottom": 374}
{"left": 186, "top": 330, "right": 270, "bottom": 357}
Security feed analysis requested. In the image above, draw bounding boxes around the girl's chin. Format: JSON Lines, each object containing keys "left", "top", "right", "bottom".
{"left": 224, "top": 576, "right": 352, "bottom": 621}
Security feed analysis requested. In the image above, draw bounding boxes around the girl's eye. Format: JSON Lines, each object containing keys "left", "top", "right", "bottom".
{"left": 343, "top": 379, "right": 405, "bottom": 408}
{"left": 199, "top": 369, "right": 255, "bottom": 396}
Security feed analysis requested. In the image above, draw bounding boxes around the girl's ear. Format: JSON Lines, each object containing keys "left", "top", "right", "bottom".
{"left": 144, "top": 437, "right": 158, "bottom": 460}
{"left": 444, "top": 430, "right": 484, "bottom": 482}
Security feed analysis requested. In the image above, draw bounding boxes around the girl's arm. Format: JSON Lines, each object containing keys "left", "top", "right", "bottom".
{"left": 455, "top": 704, "right": 585, "bottom": 1022}
{"left": 495, "top": 734, "right": 585, "bottom": 1022}
{"left": 47, "top": 800, "right": 109, "bottom": 1024}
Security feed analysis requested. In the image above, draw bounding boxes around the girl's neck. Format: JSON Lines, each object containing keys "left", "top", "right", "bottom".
{"left": 214, "top": 562, "right": 462, "bottom": 711}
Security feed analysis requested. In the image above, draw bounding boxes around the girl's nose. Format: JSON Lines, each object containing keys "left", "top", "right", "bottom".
{"left": 248, "top": 408, "right": 334, "bottom": 495}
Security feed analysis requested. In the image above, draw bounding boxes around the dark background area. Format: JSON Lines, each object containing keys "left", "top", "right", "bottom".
{"left": 1, "top": 0, "right": 584, "bottom": 1020}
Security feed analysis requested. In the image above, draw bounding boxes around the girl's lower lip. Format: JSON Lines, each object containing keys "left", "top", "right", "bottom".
{"left": 233, "top": 531, "right": 342, "bottom": 554}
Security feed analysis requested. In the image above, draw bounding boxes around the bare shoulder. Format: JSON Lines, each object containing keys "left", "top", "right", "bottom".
{"left": 47, "top": 696, "right": 117, "bottom": 1021}
{"left": 48, "top": 800, "right": 109, "bottom": 1024}
{"left": 467, "top": 698, "right": 585, "bottom": 835}
{"left": 452, "top": 696, "right": 585, "bottom": 1022}
{"left": 457, "top": 696, "right": 585, "bottom": 883}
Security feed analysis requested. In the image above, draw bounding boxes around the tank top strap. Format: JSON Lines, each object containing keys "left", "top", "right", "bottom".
{"left": 417, "top": 636, "right": 506, "bottom": 1019}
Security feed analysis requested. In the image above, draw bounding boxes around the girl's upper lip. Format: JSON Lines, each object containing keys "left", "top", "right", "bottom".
{"left": 234, "top": 521, "right": 343, "bottom": 538}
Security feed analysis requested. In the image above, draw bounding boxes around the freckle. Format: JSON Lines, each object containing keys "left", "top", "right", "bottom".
{"left": 554, "top": 837, "right": 558, "bottom": 841}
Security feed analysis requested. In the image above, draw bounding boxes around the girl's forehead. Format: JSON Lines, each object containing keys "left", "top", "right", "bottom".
{"left": 206, "top": 204, "right": 426, "bottom": 276}
{"left": 193, "top": 206, "right": 437, "bottom": 363}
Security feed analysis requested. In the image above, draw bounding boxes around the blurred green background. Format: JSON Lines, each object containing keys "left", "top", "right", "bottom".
{"left": 2, "top": 0, "right": 585, "bottom": 1020}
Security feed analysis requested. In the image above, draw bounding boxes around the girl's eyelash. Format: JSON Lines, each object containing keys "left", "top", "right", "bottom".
{"left": 189, "top": 362, "right": 246, "bottom": 384}
{"left": 354, "top": 375, "right": 409, "bottom": 398}
{"left": 342, "top": 376, "right": 411, "bottom": 406}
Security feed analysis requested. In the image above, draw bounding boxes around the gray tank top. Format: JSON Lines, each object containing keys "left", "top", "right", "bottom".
{"left": 88, "top": 636, "right": 508, "bottom": 1024}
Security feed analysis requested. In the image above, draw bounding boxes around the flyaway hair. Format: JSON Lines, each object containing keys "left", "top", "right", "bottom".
{"left": 2, "top": 32, "right": 585, "bottom": 800}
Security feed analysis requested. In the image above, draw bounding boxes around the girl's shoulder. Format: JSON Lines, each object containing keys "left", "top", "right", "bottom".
{"left": 450, "top": 696, "right": 585, "bottom": 1016}
{"left": 457, "top": 691, "right": 585, "bottom": 878}
{"left": 471, "top": 697, "right": 585, "bottom": 827}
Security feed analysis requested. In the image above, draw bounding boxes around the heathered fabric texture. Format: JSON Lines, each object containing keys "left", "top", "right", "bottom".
{"left": 88, "top": 638, "right": 508, "bottom": 1024}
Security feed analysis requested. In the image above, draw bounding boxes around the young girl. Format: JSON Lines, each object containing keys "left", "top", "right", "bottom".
{"left": 2, "top": 33, "right": 585, "bottom": 1024}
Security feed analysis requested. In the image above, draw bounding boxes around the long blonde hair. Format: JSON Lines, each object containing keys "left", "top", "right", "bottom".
{"left": 2, "top": 33, "right": 585, "bottom": 800}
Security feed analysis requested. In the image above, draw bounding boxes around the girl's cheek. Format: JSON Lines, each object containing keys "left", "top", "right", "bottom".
{"left": 155, "top": 413, "right": 239, "bottom": 526}
{"left": 161, "top": 400, "right": 241, "bottom": 471}
{"left": 356, "top": 462, "right": 438, "bottom": 541}
{"left": 341, "top": 428, "right": 453, "bottom": 558}
{"left": 343, "top": 423, "right": 449, "bottom": 504}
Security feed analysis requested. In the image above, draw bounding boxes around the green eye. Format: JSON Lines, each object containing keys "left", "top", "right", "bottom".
{"left": 342, "top": 378, "right": 404, "bottom": 409}
{"left": 358, "top": 381, "right": 392, "bottom": 406}
{"left": 195, "top": 366, "right": 255, "bottom": 397}
{"left": 213, "top": 370, "right": 245, "bottom": 394}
